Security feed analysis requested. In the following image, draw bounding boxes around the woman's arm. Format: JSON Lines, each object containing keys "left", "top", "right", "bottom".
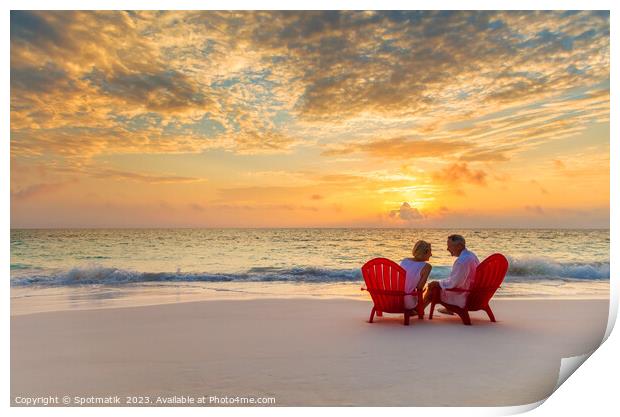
{"left": 417, "top": 263, "right": 432, "bottom": 291}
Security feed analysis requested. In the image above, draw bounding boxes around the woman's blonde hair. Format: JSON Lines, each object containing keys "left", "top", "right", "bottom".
{"left": 413, "top": 240, "right": 431, "bottom": 259}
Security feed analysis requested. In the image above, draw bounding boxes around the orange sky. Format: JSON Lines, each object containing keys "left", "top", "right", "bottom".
{"left": 10, "top": 11, "right": 610, "bottom": 228}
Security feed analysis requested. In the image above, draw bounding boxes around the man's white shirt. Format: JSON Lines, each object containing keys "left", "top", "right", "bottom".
{"left": 438, "top": 249, "right": 480, "bottom": 308}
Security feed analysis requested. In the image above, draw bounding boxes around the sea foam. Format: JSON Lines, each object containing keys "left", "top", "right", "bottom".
{"left": 10, "top": 257, "right": 609, "bottom": 287}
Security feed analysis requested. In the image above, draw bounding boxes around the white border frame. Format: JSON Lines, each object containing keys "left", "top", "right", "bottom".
{"left": 3, "top": 2, "right": 617, "bottom": 416}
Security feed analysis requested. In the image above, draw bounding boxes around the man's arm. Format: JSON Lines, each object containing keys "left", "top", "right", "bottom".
{"left": 438, "top": 259, "right": 467, "bottom": 290}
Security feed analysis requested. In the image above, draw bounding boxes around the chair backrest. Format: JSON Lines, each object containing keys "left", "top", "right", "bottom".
{"left": 361, "top": 258, "right": 407, "bottom": 313}
{"left": 466, "top": 253, "right": 509, "bottom": 310}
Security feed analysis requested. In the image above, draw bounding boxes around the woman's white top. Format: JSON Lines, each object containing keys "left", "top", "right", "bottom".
{"left": 399, "top": 259, "right": 427, "bottom": 309}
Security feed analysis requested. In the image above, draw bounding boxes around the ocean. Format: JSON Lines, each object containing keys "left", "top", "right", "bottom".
{"left": 10, "top": 228, "right": 610, "bottom": 314}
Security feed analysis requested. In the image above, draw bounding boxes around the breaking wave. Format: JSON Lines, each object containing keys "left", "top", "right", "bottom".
{"left": 11, "top": 265, "right": 363, "bottom": 286}
{"left": 506, "top": 256, "right": 609, "bottom": 280}
{"left": 10, "top": 256, "right": 609, "bottom": 287}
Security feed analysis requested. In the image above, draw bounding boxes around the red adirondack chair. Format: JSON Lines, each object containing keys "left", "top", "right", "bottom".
{"left": 361, "top": 257, "right": 424, "bottom": 326}
{"left": 429, "top": 253, "right": 509, "bottom": 325}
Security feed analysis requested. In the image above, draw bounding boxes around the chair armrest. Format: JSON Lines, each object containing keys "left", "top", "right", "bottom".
{"left": 444, "top": 287, "right": 470, "bottom": 293}
{"left": 444, "top": 287, "right": 501, "bottom": 293}
{"left": 363, "top": 288, "right": 420, "bottom": 296}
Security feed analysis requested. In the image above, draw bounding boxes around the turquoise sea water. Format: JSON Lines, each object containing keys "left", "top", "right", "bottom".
{"left": 10, "top": 228, "right": 610, "bottom": 314}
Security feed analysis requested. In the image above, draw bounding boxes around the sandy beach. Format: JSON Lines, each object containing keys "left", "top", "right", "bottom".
{"left": 11, "top": 297, "right": 609, "bottom": 407}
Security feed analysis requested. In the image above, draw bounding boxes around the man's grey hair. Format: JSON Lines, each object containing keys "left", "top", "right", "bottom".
{"left": 448, "top": 234, "right": 466, "bottom": 246}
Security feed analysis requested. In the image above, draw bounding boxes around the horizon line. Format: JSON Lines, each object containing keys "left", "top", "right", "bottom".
{"left": 10, "top": 226, "right": 611, "bottom": 231}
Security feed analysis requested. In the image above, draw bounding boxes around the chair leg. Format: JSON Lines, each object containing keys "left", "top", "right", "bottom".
{"left": 484, "top": 305, "right": 496, "bottom": 322}
{"left": 376, "top": 310, "right": 383, "bottom": 317}
{"left": 417, "top": 295, "right": 424, "bottom": 320}
{"left": 454, "top": 308, "right": 471, "bottom": 325}
{"left": 368, "top": 307, "right": 376, "bottom": 323}
{"left": 404, "top": 311, "right": 410, "bottom": 326}
{"left": 428, "top": 285, "right": 441, "bottom": 320}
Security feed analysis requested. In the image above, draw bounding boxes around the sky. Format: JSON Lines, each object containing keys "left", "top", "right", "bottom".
{"left": 10, "top": 10, "right": 610, "bottom": 228}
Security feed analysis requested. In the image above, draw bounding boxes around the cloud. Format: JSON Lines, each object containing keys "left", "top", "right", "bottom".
{"left": 529, "top": 179, "right": 549, "bottom": 194}
{"left": 206, "top": 203, "right": 320, "bottom": 212}
{"left": 10, "top": 162, "right": 207, "bottom": 185}
{"left": 11, "top": 182, "right": 68, "bottom": 201}
{"left": 189, "top": 203, "right": 205, "bottom": 211}
{"left": 83, "top": 68, "right": 212, "bottom": 112}
{"left": 10, "top": 10, "right": 609, "bottom": 164}
{"left": 390, "top": 202, "right": 424, "bottom": 221}
{"left": 322, "top": 137, "right": 470, "bottom": 159}
{"left": 432, "top": 163, "right": 487, "bottom": 186}
{"left": 11, "top": 62, "right": 76, "bottom": 94}
{"left": 11, "top": 11, "right": 65, "bottom": 48}
{"left": 459, "top": 149, "right": 511, "bottom": 162}
{"left": 524, "top": 205, "right": 545, "bottom": 215}
{"left": 91, "top": 169, "right": 206, "bottom": 184}
{"left": 319, "top": 174, "right": 367, "bottom": 184}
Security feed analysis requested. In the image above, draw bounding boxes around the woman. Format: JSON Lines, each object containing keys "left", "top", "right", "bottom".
{"left": 400, "top": 240, "right": 433, "bottom": 312}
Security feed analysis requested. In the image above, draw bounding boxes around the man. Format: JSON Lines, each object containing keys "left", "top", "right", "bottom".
{"left": 424, "top": 234, "right": 480, "bottom": 312}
